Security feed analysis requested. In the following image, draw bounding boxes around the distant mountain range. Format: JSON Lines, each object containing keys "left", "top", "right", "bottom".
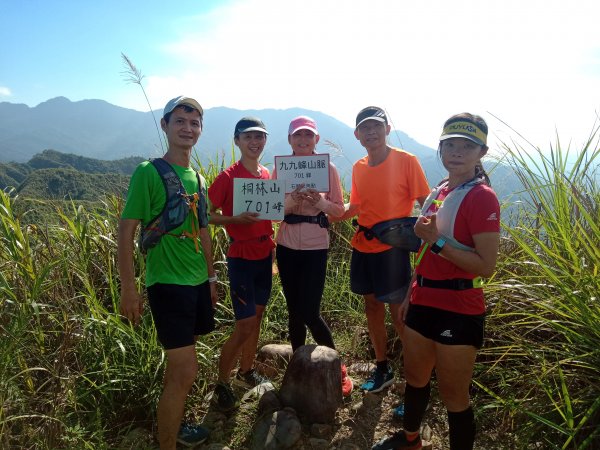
{"left": 0, "top": 97, "right": 521, "bottom": 199}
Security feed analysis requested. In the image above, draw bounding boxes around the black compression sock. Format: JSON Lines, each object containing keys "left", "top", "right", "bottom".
{"left": 403, "top": 382, "right": 430, "bottom": 432}
{"left": 376, "top": 360, "right": 388, "bottom": 372}
{"left": 448, "top": 406, "right": 476, "bottom": 450}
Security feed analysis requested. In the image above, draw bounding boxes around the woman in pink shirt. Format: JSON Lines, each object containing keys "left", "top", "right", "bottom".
{"left": 273, "top": 116, "right": 352, "bottom": 396}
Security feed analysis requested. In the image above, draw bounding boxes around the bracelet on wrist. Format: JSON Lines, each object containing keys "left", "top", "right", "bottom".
{"left": 208, "top": 275, "right": 218, "bottom": 283}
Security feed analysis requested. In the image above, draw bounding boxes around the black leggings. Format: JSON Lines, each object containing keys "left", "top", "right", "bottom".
{"left": 276, "top": 245, "right": 335, "bottom": 351}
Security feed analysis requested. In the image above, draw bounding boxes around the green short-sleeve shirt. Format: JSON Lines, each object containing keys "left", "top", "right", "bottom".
{"left": 121, "top": 160, "right": 210, "bottom": 287}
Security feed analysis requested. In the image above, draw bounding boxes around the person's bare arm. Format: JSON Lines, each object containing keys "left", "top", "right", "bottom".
{"left": 208, "top": 204, "right": 260, "bottom": 225}
{"left": 329, "top": 202, "right": 359, "bottom": 222}
{"left": 199, "top": 227, "right": 218, "bottom": 308}
{"left": 117, "top": 218, "right": 144, "bottom": 325}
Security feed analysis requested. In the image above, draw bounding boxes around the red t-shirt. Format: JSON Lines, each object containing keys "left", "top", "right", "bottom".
{"left": 412, "top": 184, "right": 500, "bottom": 315}
{"left": 208, "top": 161, "right": 275, "bottom": 259}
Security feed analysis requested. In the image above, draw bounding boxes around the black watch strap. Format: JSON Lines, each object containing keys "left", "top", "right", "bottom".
{"left": 431, "top": 238, "right": 446, "bottom": 254}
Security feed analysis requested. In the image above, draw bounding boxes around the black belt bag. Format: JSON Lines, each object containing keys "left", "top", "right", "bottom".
{"left": 353, "top": 217, "right": 421, "bottom": 252}
{"left": 284, "top": 211, "right": 329, "bottom": 229}
{"left": 416, "top": 274, "right": 482, "bottom": 290}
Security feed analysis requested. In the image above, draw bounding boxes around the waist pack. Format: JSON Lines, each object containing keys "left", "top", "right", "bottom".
{"left": 353, "top": 217, "right": 421, "bottom": 252}
{"left": 284, "top": 211, "right": 329, "bottom": 228}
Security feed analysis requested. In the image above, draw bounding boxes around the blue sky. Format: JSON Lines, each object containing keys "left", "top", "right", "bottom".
{"left": 2, "top": 0, "right": 600, "bottom": 153}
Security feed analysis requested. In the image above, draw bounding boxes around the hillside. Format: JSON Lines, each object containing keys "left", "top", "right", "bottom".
{"left": 0, "top": 149, "right": 144, "bottom": 200}
{"left": 27, "top": 149, "right": 143, "bottom": 174}
{"left": 17, "top": 168, "right": 130, "bottom": 201}
{"left": 0, "top": 161, "right": 32, "bottom": 190}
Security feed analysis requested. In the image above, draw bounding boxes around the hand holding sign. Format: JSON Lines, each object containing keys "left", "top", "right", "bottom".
{"left": 235, "top": 211, "right": 261, "bottom": 224}
{"left": 302, "top": 188, "right": 321, "bottom": 206}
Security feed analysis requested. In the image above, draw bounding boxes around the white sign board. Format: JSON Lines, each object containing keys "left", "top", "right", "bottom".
{"left": 274, "top": 154, "right": 330, "bottom": 193}
{"left": 233, "top": 178, "right": 285, "bottom": 220}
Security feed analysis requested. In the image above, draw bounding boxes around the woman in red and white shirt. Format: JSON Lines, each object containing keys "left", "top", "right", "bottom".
{"left": 373, "top": 113, "right": 500, "bottom": 450}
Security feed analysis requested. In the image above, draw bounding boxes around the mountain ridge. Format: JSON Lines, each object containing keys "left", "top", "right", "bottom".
{"left": 0, "top": 97, "right": 520, "bottom": 198}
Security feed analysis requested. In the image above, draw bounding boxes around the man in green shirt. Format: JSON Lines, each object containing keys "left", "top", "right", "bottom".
{"left": 118, "top": 96, "right": 217, "bottom": 450}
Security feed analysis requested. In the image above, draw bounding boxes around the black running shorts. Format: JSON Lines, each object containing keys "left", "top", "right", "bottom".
{"left": 147, "top": 282, "right": 215, "bottom": 350}
{"left": 405, "top": 303, "right": 485, "bottom": 348}
{"left": 350, "top": 247, "right": 411, "bottom": 303}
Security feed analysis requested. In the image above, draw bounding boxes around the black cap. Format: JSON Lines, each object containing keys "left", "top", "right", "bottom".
{"left": 355, "top": 106, "right": 388, "bottom": 128}
{"left": 234, "top": 116, "right": 268, "bottom": 137}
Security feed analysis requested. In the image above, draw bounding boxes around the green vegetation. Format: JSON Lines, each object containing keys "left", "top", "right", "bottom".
{"left": 0, "top": 162, "right": 32, "bottom": 189}
{"left": 0, "top": 135, "right": 598, "bottom": 448}
{"left": 0, "top": 149, "right": 145, "bottom": 199}
{"left": 26, "top": 149, "right": 144, "bottom": 175}
{"left": 18, "top": 168, "right": 129, "bottom": 201}
{"left": 477, "top": 133, "right": 600, "bottom": 448}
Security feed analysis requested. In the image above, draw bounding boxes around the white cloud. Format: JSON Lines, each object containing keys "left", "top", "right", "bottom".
{"left": 143, "top": 0, "right": 600, "bottom": 152}
{"left": 0, "top": 86, "right": 12, "bottom": 97}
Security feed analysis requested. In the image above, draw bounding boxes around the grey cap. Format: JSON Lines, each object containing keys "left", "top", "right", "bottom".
{"left": 162, "top": 96, "right": 203, "bottom": 118}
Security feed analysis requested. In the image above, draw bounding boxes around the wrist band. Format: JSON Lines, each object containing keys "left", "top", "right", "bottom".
{"left": 208, "top": 275, "right": 218, "bottom": 283}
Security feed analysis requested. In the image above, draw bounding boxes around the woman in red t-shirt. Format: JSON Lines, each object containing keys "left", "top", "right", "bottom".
{"left": 372, "top": 113, "right": 500, "bottom": 450}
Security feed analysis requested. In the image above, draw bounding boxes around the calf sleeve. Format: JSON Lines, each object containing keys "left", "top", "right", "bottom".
{"left": 448, "top": 406, "right": 476, "bottom": 450}
{"left": 403, "top": 382, "right": 430, "bottom": 432}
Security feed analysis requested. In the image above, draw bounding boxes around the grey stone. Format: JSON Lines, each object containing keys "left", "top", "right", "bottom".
{"left": 421, "top": 423, "right": 432, "bottom": 441}
{"left": 241, "top": 381, "right": 276, "bottom": 402}
{"left": 256, "top": 343, "right": 294, "bottom": 378}
{"left": 279, "top": 345, "right": 342, "bottom": 423}
{"left": 348, "top": 361, "right": 375, "bottom": 375}
{"left": 257, "top": 389, "right": 283, "bottom": 416}
{"left": 252, "top": 407, "right": 302, "bottom": 450}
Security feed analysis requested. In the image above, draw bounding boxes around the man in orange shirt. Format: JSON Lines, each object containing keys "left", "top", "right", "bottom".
{"left": 340, "top": 106, "right": 430, "bottom": 392}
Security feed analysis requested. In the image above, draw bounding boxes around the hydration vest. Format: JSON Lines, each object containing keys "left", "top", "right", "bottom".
{"left": 138, "top": 158, "right": 208, "bottom": 253}
{"left": 420, "top": 177, "right": 485, "bottom": 251}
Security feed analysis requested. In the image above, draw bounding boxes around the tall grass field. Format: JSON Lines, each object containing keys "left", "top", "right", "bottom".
{"left": 1, "top": 134, "right": 599, "bottom": 449}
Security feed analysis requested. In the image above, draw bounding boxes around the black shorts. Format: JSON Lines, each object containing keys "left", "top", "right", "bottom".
{"left": 147, "top": 282, "right": 215, "bottom": 350}
{"left": 405, "top": 304, "right": 485, "bottom": 348}
{"left": 350, "top": 247, "right": 411, "bottom": 303}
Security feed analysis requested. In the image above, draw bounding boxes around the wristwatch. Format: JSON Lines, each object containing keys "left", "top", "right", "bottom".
{"left": 430, "top": 238, "right": 446, "bottom": 254}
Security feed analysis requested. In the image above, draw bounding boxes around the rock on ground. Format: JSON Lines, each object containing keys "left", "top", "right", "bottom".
{"left": 279, "top": 344, "right": 342, "bottom": 423}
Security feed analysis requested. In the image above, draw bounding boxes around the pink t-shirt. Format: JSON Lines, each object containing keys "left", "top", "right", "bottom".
{"left": 208, "top": 161, "right": 275, "bottom": 260}
{"left": 273, "top": 159, "right": 344, "bottom": 250}
{"left": 412, "top": 184, "right": 500, "bottom": 315}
